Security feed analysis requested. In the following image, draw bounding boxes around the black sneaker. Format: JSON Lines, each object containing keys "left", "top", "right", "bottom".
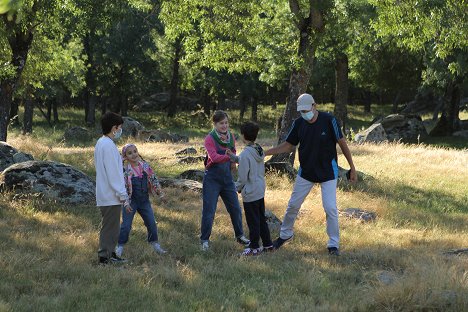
{"left": 98, "top": 257, "right": 109, "bottom": 265}
{"left": 262, "top": 245, "right": 275, "bottom": 252}
{"left": 110, "top": 252, "right": 128, "bottom": 264}
{"left": 236, "top": 235, "right": 250, "bottom": 246}
{"left": 328, "top": 247, "right": 340, "bottom": 256}
{"left": 272, "top": 235, "right": 293, "bottom": 249}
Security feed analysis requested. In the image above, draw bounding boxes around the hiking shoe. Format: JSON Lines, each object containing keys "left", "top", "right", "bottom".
{"left": 328, "top": 247, "right": 340, "bottom": 256}
{"left": 110, "top": 252, "right": 128, "bottom": 264}
{"left": 262, "top": 245, "right": 275, "bottom": 252}
{"left": 236, "top": 235, "right": 250, "bottom": 246}
{"left": 201, "top": 241, "right": 210, "bottom": 251}
{"left": 241, "top": 248, "right": 261, "bottom": 256}
{"left": 152, "top": 242, "right": 167, "bottom": 254}
{"left": 272, "top": 235, "right": 294, "bottom": 250}
{"left": 115, "top": 245, "right": 124, "bottom": 257}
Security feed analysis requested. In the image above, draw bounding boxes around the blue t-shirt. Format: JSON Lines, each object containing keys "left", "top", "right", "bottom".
{"left": 286, "top": 112, "right": 343, "bottom": 183}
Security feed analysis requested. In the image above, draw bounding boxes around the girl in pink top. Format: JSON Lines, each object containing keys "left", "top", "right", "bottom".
{"left": 200, "top": 110, "right": 250, "bottom": 251}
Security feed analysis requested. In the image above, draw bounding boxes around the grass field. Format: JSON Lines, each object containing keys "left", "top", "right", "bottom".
{"left": 0, "top": 105, "right": 467, "bottom": 311}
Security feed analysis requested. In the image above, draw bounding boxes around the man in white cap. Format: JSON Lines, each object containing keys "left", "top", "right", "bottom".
{"left": 265, "top": 93, "right": 357, "bottom": 255}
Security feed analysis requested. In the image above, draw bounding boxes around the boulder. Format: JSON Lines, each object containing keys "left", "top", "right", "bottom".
{"left": 265, "top": 162, "right": 297, "bottom": 180}
{"left": 452, "top": 130, "right": 468, "bottom": 138}
{"left": 0, "top": 142, "right": 34, "bottom": 171}
{"left": 355, "top": 114, "right": 427, "bottom": 143}
{"left": 340, "top": 208, "right": 376, "bottom": 222}
{"left": 265, "top": 209, "right": 282, "bottom": 232}
{"left": 177, "top": 156, "right": 205, "bottom": 164}
{"left": 178, "top": 169, "right": 204, "bottom": 182}
{"left": 122, "top": 117, "right": 145, "bottom": 137}
{"left": 63, "top": 127, "right": 90, "bottom": 141}
{"left": 136, "top": 129, "right": 189, "bottom": 143}
{"left": 175, "top": 147, "right": 198, "bottom": 156}
{"left": 158, "top": 178, "right": 202, "bottom": 193}
{"left": 0, "top": 161, "right": 95, "bottom": 204}
{"left": 354, "top": 123, "right": 388, "bottom": 144}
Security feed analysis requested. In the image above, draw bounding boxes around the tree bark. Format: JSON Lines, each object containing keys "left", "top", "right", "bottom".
{"left": 0, "top": 8, "right": 37, "bottom": 141}
{"left": 53, "top": 96, "right": 59, "bottom": 123}
{"left": 430, "top": 80, "right": 461, "bottom": 136}
{"left": 167, "top": 37, "right": 182, "bottom": 117}
{"left": 9, "top": 98, "right": 20, "bottom": 127}
{"left": 251, "top": 95, "right": 258, "bottom": 122}
{"left": 269, "top": 0, "right": 325, "bottom": 163}
{"left": 22, "top": 96, "right": 33, "bottom": 134}
{"left": 83, "top": 33, "right": 96, "bottom": 126}
{"left": 363, "top": 91, "right": 372, "bottom": 113}
{"left": 392, "top": 90, "right": 402, "bottom": 113}
{"left": 334, "top": 53, "right": 348, "bottom": 132}
{"left": 202, "top": 87, "right": 210, "bottom": 116}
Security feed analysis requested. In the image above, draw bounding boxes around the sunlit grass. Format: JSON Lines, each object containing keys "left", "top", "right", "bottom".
{"left": 1, "top": 107, "right": 467, "bottom": 311}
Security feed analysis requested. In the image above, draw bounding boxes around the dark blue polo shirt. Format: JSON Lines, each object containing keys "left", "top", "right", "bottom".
{"left": 286, "top": 112, "right": 343, "bottom": 183}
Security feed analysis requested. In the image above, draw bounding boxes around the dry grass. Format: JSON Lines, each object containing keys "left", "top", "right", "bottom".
{"left": 1, "top": 120, "right": 467, "bottom": 311}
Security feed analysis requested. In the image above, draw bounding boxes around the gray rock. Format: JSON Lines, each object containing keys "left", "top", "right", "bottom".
{"left": 0, "top": 142, "right": 19, "bottom": 171}
{"left": 340, "top": 208, "right": 376, "bottom": 222}
{"left": 177, "top": 156, "right": 205, "bottom": 164}
{"left": 175, "top": 147, "right": 198, "bottom": 156}
{"left": 377, "top": 271, "right": 397, "bottom": 285}
{"left": 265, "top": 209, "right": 282, "bottom": 232}
{"left": 12, "top": 152, "right": 34, "bottom": 163}
{"left": 355, "top": 123, "right": 388, "bottom": 144}
{"left": 0, "top": 161, "right": 95, "bottom": 204}
{"left": 178, "top": 170, "right": 204, "bottom": 182}
{"left": 355, "top": 114, "right": 428, "bottom": 143}
{"left": 452, "top": 130, "right": 468, "bottom": 138}
{"left": 122, "top": 117, "right": 145, "bottom": 137}
{"left": 158, "top": 178, "right": 202, "bottom": 193}
{"left": 63, "top": 127, "right": 90, "bottom": 141}
{"left": 443, "top": 248, "right": 468, "bottom": 256}
{"left": 137, "top": 129, "right": 189, "bottom": 143}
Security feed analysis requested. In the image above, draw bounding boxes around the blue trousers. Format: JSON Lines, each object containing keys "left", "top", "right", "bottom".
{"left": 118, "top": 174, "right": 159, "bottom": 245}
{"left": 200, "top": 162, "right": 244, "bottom": 242}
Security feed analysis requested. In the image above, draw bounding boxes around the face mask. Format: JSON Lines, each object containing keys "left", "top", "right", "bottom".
{"left": 113, "top": 128, "right": 123, "bottom": 139}
{"left": 301, "top": 111, "right": 314, "bottom": 121}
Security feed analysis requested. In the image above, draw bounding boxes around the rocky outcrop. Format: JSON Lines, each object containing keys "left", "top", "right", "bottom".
{"left": 158, "top": 178, "right": 202, "bottom": 193}
{"left": 122, "top": 117, "right": 145, "bottom": 137}
{"left": 178, "top": 170, "right": 204, "bottom": 182}
{"left": 0, "top": 161, "right": 95, "bottom": 204}
{"left": 0, "top": 142, "right": 34, "bottom": 171}
{"left": 265, "top": 162, "right": 297, "bottom": 180}
{"left": 340, "top": 208, "right": 376, "bottom": 222}
{"left": 355, "top": 114, "right": 427, "bottom": 143}
{"left": 137, "top": 130, "right": 189, "bottom": 143}
{"left": 63, "top": 127, "right": 91, "bottom": 141}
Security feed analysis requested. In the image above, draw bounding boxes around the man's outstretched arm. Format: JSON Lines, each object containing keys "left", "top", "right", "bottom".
{"left": 264, "top": 141, "right": 296, "bottom": 156}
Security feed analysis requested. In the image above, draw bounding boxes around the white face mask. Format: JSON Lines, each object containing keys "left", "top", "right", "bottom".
{"left": 301, "top": 111, "right": 314, "bottom": 121}
{"left": 113, "top": 127, "right": 123, "bottom": 139}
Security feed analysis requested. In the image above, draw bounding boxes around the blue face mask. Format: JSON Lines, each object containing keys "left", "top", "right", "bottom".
{"left": 301, "top": 111, "right": 314, "bottom": 121}
{"left": 113, "top": 128, "right": 123, "bottom": 140}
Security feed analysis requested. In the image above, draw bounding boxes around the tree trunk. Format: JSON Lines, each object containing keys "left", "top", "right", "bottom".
{"left": 392, "top": 90, "right": 402, "bottom": 113}
{"left": 167, "top": 37, "right": 182, "bottom": 118}
{"left": 22, "top": 96, "right": 33, "bottom": 134}
{"left": 0, "top": 10, "right": 36, "bottom": 141}
{"left": 251, "top": 95, "right": 258, "bottom": 122}
{"left": 430, "top": 80, "right": 461, "bottom": 136}
{"left": 269, "top": 0, "right": 325, "bottom": 164}
{"left": 334, "top": 53, "right": 348, "bottom": 132}
{"left": 202, "top": 87, "right": 210, "bottom": 116}
{"left": 9, "top": 98, "right": 20, "bottom": 127}
{"left": 363, "top": 91, "right": 372, "bottom": 113}
{"left": 47, "top": 100, "right": 52, "bottom": 122}
{"left": 53, "top": 97, "right": 59, "bottom": 123}
{"left": 84, "top": 33, "right": 97, "bottom": 126}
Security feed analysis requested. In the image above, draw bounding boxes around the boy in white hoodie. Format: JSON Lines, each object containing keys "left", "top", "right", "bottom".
{"left": 229, "top": 121, "right": 273, "bottom": 256}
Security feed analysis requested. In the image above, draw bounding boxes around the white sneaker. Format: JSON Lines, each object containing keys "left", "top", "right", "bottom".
{"left": 201, "top": 241, "right": 209, "bottom": 251}
{"left": 236, "top": 235, "right": 250, "bottom": 246}
{"left": 241, "top": 247, "right": 261, "bottom": 256}
{"left": 115, "top": 245, "right": 124, "bottom": 257}
{"left": 152, "top": 242, "right": 167, "bottom": 254}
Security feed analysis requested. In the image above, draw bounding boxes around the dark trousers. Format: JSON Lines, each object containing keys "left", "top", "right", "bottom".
{"left": 98, "top": 204, "right": 122, "bottom": 259}
{"left": 243, "top": 198, "right": 272, "bottom": 249}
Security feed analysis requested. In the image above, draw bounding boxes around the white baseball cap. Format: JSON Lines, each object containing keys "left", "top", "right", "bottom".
{"left": 296, "top": 93, "right": 315, "bottom": 111}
